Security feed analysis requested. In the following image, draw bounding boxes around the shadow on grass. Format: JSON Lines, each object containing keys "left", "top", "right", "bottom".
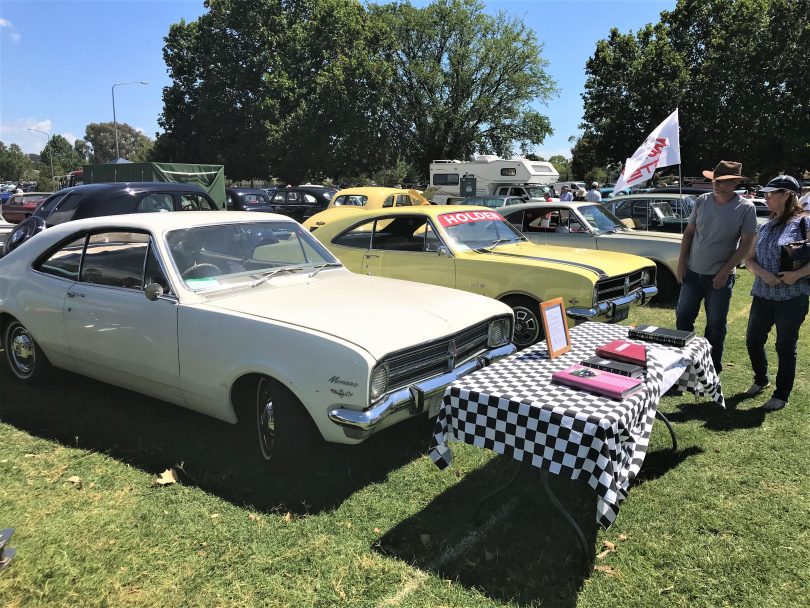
{"left": 375, "top": 456, "right": 599, "bottom": 607}
{"left": 664, "top": 394, "right": 766, "bottom": 431}
{"left": 634, "top": 445, "right": 703, "bottom": 484}
{"left": 0, "top": 367, "right": 433, "bottom": 516}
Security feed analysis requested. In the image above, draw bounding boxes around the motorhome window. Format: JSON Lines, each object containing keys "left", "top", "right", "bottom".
{"left": 500, "top": 168, "right": 517, "bottom": 176}
{"left": 433, "top": 174, "right": 459, "bottom": 186}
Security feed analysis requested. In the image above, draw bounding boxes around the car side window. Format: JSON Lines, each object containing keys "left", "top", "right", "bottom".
{"left": 272, "top": 191, "right": 286, "bottom": 204}
{"left": 332, "top": 219, "right": 374, "bottom": 249}
{"left": 136, "top": 193, "right": 175, "bottom": 213}
{"left": 395, "top": 195, "right": 412, "bottom": 207}
{"left": 303, "top": 193, "right": 317, "bottom": 204}
{"left": 179, "top": 193, "right": 216, "bottom": 211}
{"left": 38, "top": 236, "right": 86, "bottom": 281}
{"left": 80, "top": 232, "right": 150, "bottom": 290}
{"left": 504, "top": 209, "right": 524, "bottom": 230}
{"left": 382, "top": 195, "right": 395, "bottom": 208}
{"left": 371, "top": 216, "right": 430, "bottom": 252}
{"left": 287, "top": 191, "right": 301, "bottom": 203}
{"left": 45, "top": 193, "right": 82, "bottom": 226}
{"left": 613, "top": 201, "right": 632, "bottom": 219}
{"left": 144, "top": 242, "right": 172, "bottom": 294}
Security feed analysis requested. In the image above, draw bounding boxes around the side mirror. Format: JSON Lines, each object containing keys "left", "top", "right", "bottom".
{"left": 144, "top": 283, "right": 164, "bottom": 301}
{"left": 437, "top": 245, "right": 451, "bottom": 257}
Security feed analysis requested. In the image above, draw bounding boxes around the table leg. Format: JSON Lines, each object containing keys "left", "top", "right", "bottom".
{"left": 540, "top": 472, "right": 590, "bottom": 559}
{"left": 473, "top": 460, "right": 526, "bottom": 525}
{"left": 655, "top": 411, "right": 678, "bottom": 451}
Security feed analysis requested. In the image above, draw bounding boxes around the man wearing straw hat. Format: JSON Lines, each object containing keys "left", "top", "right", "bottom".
{"left": 675, "top": 160, "right": 758, "bottom": 374}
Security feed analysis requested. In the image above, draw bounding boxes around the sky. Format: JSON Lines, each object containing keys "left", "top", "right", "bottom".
{"left": 0, "top": 0, "right": 676, "bottom": 163}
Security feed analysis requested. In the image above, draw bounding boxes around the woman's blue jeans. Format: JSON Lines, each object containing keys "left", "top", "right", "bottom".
{"left": 675, "top": 269, "right": 735, "bottom": 373}
{"left": 746, "top": 294, "right": 809, "bottom": 402}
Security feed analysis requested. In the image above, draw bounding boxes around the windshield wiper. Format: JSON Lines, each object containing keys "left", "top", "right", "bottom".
{"left": 308, "top": 262, "right": 342, "bottom": 278}
{"left": 249, "top": 265, "right": 301, "bottom": 288}
{"left": 481, "top": 238, "right": 515, "bottom": 252}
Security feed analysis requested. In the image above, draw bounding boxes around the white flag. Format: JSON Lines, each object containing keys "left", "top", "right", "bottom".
{"left": 613, "top": 109, "right": 681, "bottom": 194}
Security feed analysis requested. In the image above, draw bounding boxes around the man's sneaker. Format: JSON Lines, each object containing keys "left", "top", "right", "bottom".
{"left": 744, "top": 382, "right": 770, "bottom": 397}
{"left": 762, "top": 397, "right": 786, "bottom": 411}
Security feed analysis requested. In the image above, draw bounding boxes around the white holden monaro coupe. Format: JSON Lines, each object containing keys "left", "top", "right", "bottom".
{"left": 0, "top": 212, "right": 514, "bottom": 468}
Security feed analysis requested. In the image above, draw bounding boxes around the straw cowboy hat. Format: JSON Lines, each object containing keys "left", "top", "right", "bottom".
{"left": 702, "top": 160, "right": 746, "bottom": 181}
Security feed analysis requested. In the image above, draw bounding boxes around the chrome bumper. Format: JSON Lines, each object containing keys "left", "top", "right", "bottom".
{"left": 567, "top": 286, "right": 658, "bottom": 321}
{"left": 328, "top": 342, "right": 516, "bottom": 438}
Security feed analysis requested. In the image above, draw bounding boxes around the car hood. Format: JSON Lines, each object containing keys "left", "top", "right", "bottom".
{"left": 466, "top": 241, "right": 653, "bottom": 278}
{"left": 599, "top": 229, "right": 683, "bottom": 243}
{"left": 200, "top": 271, "right": 509, "bottom": 360}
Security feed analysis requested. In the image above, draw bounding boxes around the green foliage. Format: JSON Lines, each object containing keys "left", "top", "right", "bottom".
{"left": 85, "top": 122, "right": 154, "bottom": 163}
{"left": 0, "top": 141, "right": 34, "bottom": 181}
{"left": 39, "top": 135, "right": 84, "bottom": 178}
{"left": 370, "top": 0, "right": 556, "bottom": 177}
{"left": 547, "top": 154, "right": 571, "bottom": 180}
{"left": 580, "top": 0, "right": 810, "bottom": 178}
{"left": 154, "top": 0, "right": 555, "bottom": 182}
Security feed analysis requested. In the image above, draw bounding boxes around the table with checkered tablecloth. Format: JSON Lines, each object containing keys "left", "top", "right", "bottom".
{"left": 429, "top": 321, "right": 723, "bottom": 528}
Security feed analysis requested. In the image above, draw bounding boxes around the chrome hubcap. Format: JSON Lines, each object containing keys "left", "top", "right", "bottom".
{"left": 512, "top": 306, "right": 540, "bottom": 347}
{"left": 10, "top": 327, "right": 35, "bottom": 375}
{"left": 256, "top": 379, "right": 275, "bottom": 459}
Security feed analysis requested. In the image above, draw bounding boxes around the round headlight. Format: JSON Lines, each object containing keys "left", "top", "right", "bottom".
{"left": 369, "top": 364, "right": 389, "bottom": 402}
{"left": 641, "top": 269, "right": 652, "bottom": 286}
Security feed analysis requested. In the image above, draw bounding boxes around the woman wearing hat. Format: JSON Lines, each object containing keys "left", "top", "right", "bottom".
{"left": 744, "top": 175, "right": 810, "bottom": 410}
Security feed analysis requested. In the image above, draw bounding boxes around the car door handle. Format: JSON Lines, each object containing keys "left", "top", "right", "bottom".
{"left": 364, "top": 254, "right": 380, "bottom": 259}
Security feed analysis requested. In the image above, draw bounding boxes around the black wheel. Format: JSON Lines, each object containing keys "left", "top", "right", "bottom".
{"left": 240, "top": 376, "right": 322, "bottom": 471}
{"left": 655, "top": 263, "right": 680, "bottom": 304}
{"left": 504, "top": 296, "right": 543, "bottom": 349}
{"left": 181, "top": 263, "right": 220, "bottom": 279}
{"left": 3, "top": 319, "right": 51, "bottom": 383}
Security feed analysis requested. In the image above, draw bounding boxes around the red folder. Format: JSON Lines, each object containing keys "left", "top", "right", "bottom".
{"left": 596, "top": 340, "right": 647, "bottom": 367}
{"left": 551, "top": 365, "right": 643, "bottom": 400}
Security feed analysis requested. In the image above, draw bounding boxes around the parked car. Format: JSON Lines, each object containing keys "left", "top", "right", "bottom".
{"left": 459, "top": 195, "right": 525, "bottom": 208}
{"left": 310, "top": 205, "right": 657, "bottom": 348}
{"left": 0, "top": 191, "right": 52, "bottom": 223}
{"left": 304, "top": 187, "right": 430, "bottom": 232}
{"left": 264, "top": 184, "right": 338, "bottom": 223}
{"left": 0, "top": 210, "right": 13, "bottom": 247}
{"left": 499, "top": 201, "right": 683, "bottom": 301}
{"left": 1, "top": 182, "right": 219, "bottom": 257}
{"left": 0, "top": 211, "right": 515, "bottom": 467}
{"left": 604, "top": 193, "right": 696, "bottom": 231}
{"left": 226, "top": 187, "right": 275, "bottom": 212}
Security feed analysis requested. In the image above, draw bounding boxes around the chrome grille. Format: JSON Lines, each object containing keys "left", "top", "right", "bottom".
{"left": 383, "top": 321, "right": 492, "bottom": 390}
{"left": 595, "top": 267, "right": 655, "bottom": 303}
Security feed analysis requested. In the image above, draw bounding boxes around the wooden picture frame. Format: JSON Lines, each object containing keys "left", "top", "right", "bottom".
{"left": 540, "top": 297, "right": 572, "bottom": 359}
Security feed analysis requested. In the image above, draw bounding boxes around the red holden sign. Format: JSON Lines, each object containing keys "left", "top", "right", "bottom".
{"left": 438, "top": 210, "right": 502, "bottom": 227}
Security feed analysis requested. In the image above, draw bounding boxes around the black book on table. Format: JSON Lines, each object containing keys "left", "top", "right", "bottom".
{"left": 627, "top": 324, "right": 695, "bottom": 347}
{"left": 580, "top": 356, "right": 645, "bottom": 379}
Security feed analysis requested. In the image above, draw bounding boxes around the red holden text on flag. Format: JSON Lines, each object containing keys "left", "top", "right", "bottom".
{"left": 438, "top": 211, "right": 502, "bottom": 227}
{"left": 627, "top": 138, "right": 668, "bottom": 182}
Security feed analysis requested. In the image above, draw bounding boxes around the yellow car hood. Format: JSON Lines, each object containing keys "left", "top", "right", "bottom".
{"left": 464, "top": 241, "right": 653, "bottom": 278}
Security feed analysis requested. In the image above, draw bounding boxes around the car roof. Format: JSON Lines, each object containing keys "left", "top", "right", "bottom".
{"left": 53, "top": 182, "right": 209, "bottom": 196}
{"left": 226, "top": 187, "right": 268, "bottom": 195}
{"left": 319, "top": 204, "right": 495, "bottom": 222}
{"left": 465, "top": 194, "right": 517, "bottom": 200}
{"left": 607, "top": 193, "right": 693, "bottom": 200}
{"left": 496, "top": 201, "right": 601, "bottom": 214}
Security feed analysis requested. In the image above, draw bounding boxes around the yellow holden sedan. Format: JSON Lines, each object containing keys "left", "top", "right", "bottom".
{"left": 303, "top": 187, "right": 430, "bottom": 232}
{"left": 312, "top": 206, "right": 658, "bottom": 348}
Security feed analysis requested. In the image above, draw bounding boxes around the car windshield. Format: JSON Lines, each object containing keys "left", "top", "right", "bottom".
{"left": 438, "top": 210, "right": 525, "bottom": 251}
{"left": 461, "top": 198, "right": 503, "bottom": 208}
{"left": 525, "top": 187, "right": 548, "bottom": 199}
{"left": 165, "top": 221, "right": 338, "bottom": 290}
{"left": 576, "top": 204, "right": 628, "bottom": 232}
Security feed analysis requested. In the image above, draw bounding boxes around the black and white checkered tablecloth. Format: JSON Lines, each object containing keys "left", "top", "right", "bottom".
{"left": 429, "top": 321, "right": 724, "bottom": 528}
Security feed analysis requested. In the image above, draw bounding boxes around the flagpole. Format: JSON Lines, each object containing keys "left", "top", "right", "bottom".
{"left": 678, "top": 163, "right": 685, "bottom": 233}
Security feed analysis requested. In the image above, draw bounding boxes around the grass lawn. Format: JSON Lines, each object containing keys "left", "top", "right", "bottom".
{"left": 1, "top": 269, "right": 808, "bottom": 607}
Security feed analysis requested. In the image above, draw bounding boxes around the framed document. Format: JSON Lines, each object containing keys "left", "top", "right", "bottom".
{"left": 540, "top": 297, "right": 572, "bottom": 359}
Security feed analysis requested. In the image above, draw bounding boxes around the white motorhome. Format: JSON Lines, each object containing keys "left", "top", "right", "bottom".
{"left": 429, "top": 155, "right": 560, "bottom": 204}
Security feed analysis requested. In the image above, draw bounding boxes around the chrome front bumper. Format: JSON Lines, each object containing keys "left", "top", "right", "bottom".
{"left": 567, "top": 285, "right": 658, "bottom": 321}
{"left": 328, "top": 342, "right": 516, "bottom": 439}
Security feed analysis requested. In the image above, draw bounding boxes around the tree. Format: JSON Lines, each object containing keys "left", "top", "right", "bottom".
{"left": 547, "top": 154, "right": 571, "bottom": 180}
{"left": 580, "top": 0, "right": 810, "bottom": 178}
{"left": 84, "top": 122, "right": 154, "bottom": 163}
{"left": 40, "top": 135, "right": 84, "bottom": 176}
{"left": 370, "top": 0, "right": 556, "bottom": 177}
{"left": 0, "top": 142, "right": 34, "bottom": 182}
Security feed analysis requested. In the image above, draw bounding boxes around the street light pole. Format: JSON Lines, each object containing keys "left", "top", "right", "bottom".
{"left": 27, "top": 128, "right": 54, "bottom": 182}
{"left": 112, "top": 80, "right": 148, "bottom": 161}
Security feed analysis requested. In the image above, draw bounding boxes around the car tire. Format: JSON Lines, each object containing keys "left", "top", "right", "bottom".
{"left": 238, "top": 376, "right": 323, "bottom": 472}
{"left": 3, "top": 319, "right": 52, "bottom": 384}
{"left": 503, "top": 296, "right": 544, "bottom": 349}
{"left": 655, "top": 263, "right": 680, "bottom": 304}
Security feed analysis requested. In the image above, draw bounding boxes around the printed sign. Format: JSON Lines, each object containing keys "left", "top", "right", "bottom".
{"left": 438, "top": 210, "right": 502, "bottom": 227}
